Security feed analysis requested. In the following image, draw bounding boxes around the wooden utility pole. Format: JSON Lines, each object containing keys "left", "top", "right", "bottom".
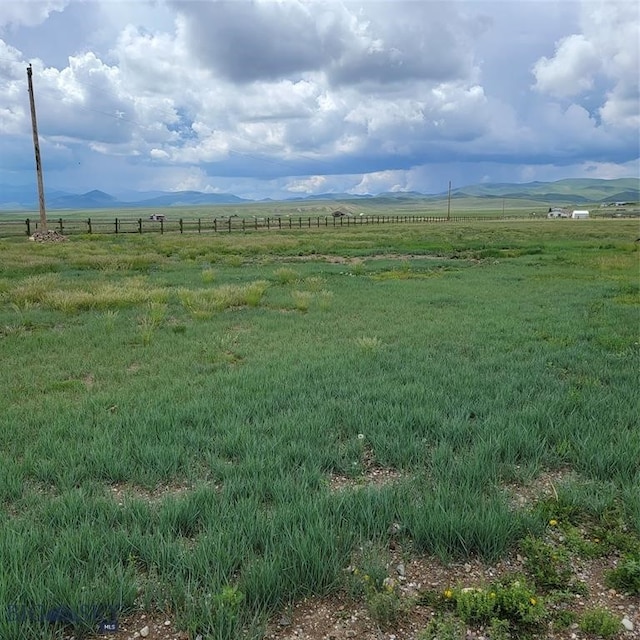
{"left": 27, "top": 64, "right": 47, "bottom": 232}
{"left": 447, "top": 180, "right": 451, "bottom": 221}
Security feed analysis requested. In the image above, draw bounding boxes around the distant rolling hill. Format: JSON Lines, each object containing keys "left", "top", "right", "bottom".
{"left": 49, "top": 189, "right": 119, "bottom": 209}
{"left": 451, "top": 178, "right": 639, "bottom": 203}
{"left": 0, "top": 178, "right": 637, "bottom": 211}
{"left": 0, "top": 188, "right": 249, "bottom": 210}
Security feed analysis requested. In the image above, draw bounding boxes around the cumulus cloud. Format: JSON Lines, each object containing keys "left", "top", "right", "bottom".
{"left": 0, "top": 0, "right": 68, "bottom": 28}
{"left": 285, "top": 175, "right": 328, "bottom": 193}
{"left": 533, "top": 0, "right": 639, "bottom": 129}
{"left": 350, "top": 169, "right": 409, "bottom": 195}
{"left": 533, "top": 34, "right": 600, "bottom": 97}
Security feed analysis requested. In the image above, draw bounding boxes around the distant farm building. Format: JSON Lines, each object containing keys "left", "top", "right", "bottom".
{"left": 149, "top": 214, "right": 166, "bottom": 221}
{"left": 571, "top": 210, "right": 590, "bottom": 219}
{"left": 547, "top": 207, "right": 569, "bottom": 219}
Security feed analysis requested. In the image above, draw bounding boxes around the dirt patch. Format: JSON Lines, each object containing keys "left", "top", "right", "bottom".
{"left": 61, "top": 611, "right": 187, "bottom": 640}
{"left": 282, "top": 254, "right": 446, "bottom": 265}
{"left": 502, "top": 467, "right": 579, "bottom": 510}
{"left": 329, "top": 445, "right": 404, "bottom": 492}
{"left": 107, "top": 480, "right": 221, "bottom": 506}
{"left": 329, "top": 467, "right": 404, "bottom": 492}
{"left": 265, "top": 547, "right": 639, "bottom": 640}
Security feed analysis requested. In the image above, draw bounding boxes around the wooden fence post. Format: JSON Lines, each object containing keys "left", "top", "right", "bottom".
{"left": 198, "top": 218, "right": 201, "bottom": 233}
{"left": 228, "top": 217, "right": 232, "bottom": 233}
{"left": 214, "top": 218, "right": 217, "bottom": 232}
{"left": 58, "top": 218, "right": 63, "bottom": 233}
{"left": 115, "top": 218, "right": 119, "bottom": 234}
{"left": 138, "top": 218, "right": 142, "bottom": 234}
{"left": 87, "top": 218, "right": 92, "bottom": 234}
{"left": 25, "top": 219, "right": 31, "bottom": 236}
{"left": 179, "top": 218, "right": 183, "bottom": 234}
{"left": 160, "top": 219, "right": 164, "bottom": 234}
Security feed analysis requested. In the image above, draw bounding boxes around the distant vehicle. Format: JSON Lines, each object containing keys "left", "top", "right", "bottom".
{"left": 149, "top": 214, "right": 166, "bottom": 221}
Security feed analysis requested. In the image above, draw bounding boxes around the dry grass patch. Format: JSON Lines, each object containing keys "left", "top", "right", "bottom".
{"left": 4, "top": 274, "right": 168, "bottom": 312}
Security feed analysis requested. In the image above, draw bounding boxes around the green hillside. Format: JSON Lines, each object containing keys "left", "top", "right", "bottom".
{"left": 454, "top": 178, "right": 639, "bottom": 203}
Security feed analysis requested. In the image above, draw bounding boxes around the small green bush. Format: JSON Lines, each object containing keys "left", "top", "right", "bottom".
{"left": 605, "top": 554, "right": 640, "bottom": 594}
{"left": 579, "top": 607, "right": 620, "bottom": 638}
{"left": 520, "top": 535, "right": 573, "bottom": 590}
{"left": 440, "top": 578, "right": 544, "bottom": 629}
{"left": 347, "top": 552, "right": 407, "bottom": 628}
{"left": 365, "top": 586, "right": 404, "bottom": 628}
{"left": 419, "top": 614, "right": 466, "bottom": 640}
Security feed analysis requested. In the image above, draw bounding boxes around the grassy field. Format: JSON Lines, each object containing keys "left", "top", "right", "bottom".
{"left": 0, "top": 219, "right": 638, "bottom": 639}
{"left": 1, "top": 196, "right": 636, "bottom": 239}
{"left": 0, "top": 197, "right": 602, "bottom": 237}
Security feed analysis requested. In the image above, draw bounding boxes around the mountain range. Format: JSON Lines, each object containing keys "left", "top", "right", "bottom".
{"left": 0, "top": 178, "right": 637, "bottom": 211}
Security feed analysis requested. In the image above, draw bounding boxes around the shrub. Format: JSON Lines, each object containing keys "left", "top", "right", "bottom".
{"left": 439, "top": 578, "right": 545, "bottom": 630}
{"left": 419, "top": 614, "right": 466, "bottom": 640}
{"left": 347, "top": 551, "right": 408, "bottom": 628}
{"left": 520, "top": 535, "right": 573, "bottom": 590}
{"left": 605, "top": 553, "right": 640, "bottom": 595}
{"left": 579, "top": 608, "right": 620, "bottom": 638}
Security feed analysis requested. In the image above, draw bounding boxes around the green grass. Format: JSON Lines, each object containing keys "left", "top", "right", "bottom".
{"left": 0, "top": 219, "right": 638, "bottom": 638}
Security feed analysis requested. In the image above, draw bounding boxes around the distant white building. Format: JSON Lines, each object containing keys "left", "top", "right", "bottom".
{"left": 571, "top": 210, "right": 589, "bottom": 219}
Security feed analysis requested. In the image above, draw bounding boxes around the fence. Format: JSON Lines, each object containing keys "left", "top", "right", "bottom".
{"left": 0, "top": 214, "right": 522, "bottom": 239}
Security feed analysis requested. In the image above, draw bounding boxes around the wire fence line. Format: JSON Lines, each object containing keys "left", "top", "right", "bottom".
{"left": 0, "top": 213, "right": 528, "bottom": 239}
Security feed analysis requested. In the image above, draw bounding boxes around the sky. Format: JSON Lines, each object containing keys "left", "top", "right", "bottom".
{"left": 0, "top": 0, "right": 638, "bottom": 200}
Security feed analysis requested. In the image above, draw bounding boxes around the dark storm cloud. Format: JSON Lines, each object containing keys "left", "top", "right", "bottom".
{"left": 327, "top": 2, "right": 477, "bottom": 86}
{"left": 173, "top": 0, "right": 343, "bottom": 83}
{"left": 173, "top": 0, "right": 478, "bottom": 86}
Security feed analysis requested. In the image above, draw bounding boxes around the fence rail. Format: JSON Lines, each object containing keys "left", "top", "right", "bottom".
{"left": 0, "top": 214, "right": 530, "bottom": 239}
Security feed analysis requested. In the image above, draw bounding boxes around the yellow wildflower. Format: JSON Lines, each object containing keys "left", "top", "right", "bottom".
{"left": 444, "top": 589, "right": 453, "bottom": 599}
{"left": 549, "top": 519, "right": 558, "bottom": 526}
